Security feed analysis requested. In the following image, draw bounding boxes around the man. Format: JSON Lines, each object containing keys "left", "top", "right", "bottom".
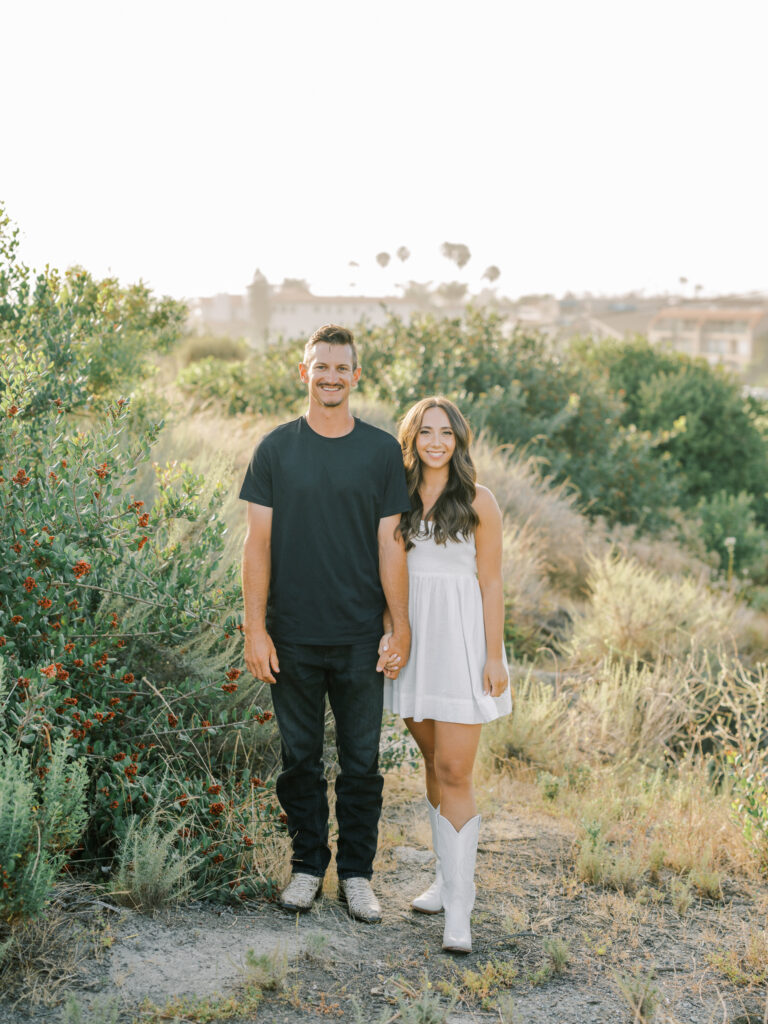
{"left": 240, "top": 323, "right": 410, "bottom": 923}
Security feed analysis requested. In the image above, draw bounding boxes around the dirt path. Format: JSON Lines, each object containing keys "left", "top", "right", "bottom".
{"left": 2, "top": 779, "right": 767, "bottom": 1024}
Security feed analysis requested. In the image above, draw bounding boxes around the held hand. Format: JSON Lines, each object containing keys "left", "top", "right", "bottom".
{"left": 245, "top": 629, "right": 280, "bottom": 684}
{"left": 483, "top": 658, "right": 509, "bottom": 697}
{"left": 376, "top": 629, "right": 410, "bottom": 674}
{"left": 378, "top": 631, "right": 393, "bottom": 661}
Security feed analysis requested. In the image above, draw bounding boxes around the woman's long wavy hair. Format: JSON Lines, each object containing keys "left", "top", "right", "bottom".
{"left": 396, "top": 396, "right": 479, "bottom": 550}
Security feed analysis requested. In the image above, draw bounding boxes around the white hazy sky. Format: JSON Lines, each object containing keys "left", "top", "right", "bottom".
{"left": 4, "top": 0, "right": 767, "bottom": 302}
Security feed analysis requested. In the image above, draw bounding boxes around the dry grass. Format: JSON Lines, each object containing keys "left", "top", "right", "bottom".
{"left": 472, "top": 438, "right": 589, "bottom": 595}
{"left": 147, "top": 388, "right": 768, "bottom": 895}
{"left": 573, "top": 655, "right": 712, "bottom": 763}
{"left": 482, "top": 669, "right": 571, "bottom": 771}
{"left": 598, "top": 515, "right": 715, "bottom": 580}
{"left": 568, "top": 552, "right": 737, "bottom": 665}
{"left": 560, "top": 760, "right": 756, "bottom": 881}
{"left": 0, "top": 886, "right": 95, "bottom": 1007}
{"left": 176, "top": 334, "right": 249, "bottom": 367}
{"left": 709, "top": 924, "right": 768, "bottom": 986}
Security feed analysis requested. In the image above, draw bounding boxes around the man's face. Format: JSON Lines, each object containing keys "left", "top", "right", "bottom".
{"left": 299, "top": 342, "right": 361, "bottom": 409}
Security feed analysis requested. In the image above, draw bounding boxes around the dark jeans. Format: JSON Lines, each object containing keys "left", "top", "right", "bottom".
{"left": 269, "top": 640, "right": 384, "bottom": 880}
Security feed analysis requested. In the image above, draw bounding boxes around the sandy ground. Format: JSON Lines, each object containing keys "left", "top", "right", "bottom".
{"left": 2, "top": 778, "right": 768, "bottom": 1024}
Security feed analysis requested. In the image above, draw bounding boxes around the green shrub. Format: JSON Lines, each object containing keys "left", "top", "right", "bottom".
{"left": 695, "top": 491, "right": 768, "bottom": 581}
{"left": 0, "top": 697, "right": 88, "bottom": 924}
{"left": 112, "top": 803, "right": 198, "bottom": 911}
{"left": 727, "top": 751, "right": 768, "bottom": 869}
{"left": 176, "top": 347, "right": 304, "bottom": 416}
{"left": 636, "top": 363, "right": 768, "bottom": 517}
{"left": 355, "top": 310, "right": 679, "bottom": 528}
{"left": 0, "top": 210, "right": 285, "bottom": 900}
{"left": 569, "top": 335, "right": 686, "bottom": 427}
{"left": 0, "top": 208, "right": 186, "bottom": 407}
{"left": 178, "top": 333, "right": 249, "bottom": 366}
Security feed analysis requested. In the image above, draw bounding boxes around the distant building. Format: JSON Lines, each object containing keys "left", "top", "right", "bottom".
{"left": 587, "top": 309, "right": 662, "bottom": 341}
{"left": 266, "top": 288, "right": 420, "bottom": 343}
{"left": 648, "top": 306, "right": 768, "bottom": 373}
{"left": 188, "top": 273, "right": 423, "bottom": 346}
{"left": 187, "top": 292, "right": 252, "bottom": 339}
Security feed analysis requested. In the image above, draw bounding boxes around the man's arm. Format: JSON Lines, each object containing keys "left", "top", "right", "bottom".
{"left": 242, "top": 502, "right": 280, "bottom": 684}
{"left": 376, "top": 513, "right": 410, "bottom": 673}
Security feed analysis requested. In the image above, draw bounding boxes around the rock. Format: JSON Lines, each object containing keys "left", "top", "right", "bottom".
{"left": 393, "top": 846, "right": 434, "bottom": 865}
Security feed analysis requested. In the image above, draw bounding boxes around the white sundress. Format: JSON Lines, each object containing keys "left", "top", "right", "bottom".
{"left": 383, "top": 524, "right": 512, "bottom": 724}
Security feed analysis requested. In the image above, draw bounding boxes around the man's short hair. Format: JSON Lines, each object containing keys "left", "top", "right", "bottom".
{"left": 303, "top": 324, "right": 358, "bottom": 370}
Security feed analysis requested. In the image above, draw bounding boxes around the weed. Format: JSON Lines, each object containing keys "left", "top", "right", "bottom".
{"left": 565, "top": 761, "right": 593, "bottom": 792}
{"left": 689, "top": 867, "right": 723, "bottom": 901}
{"left": 244, "top": 945, "right": 289, "bottom": 991}
{"left": 576, "top": 821, "right": 642, "bottom": 892}
{"left": 576, "top": 838, "right": 607, "bottom": 887}
{"left": 502, "top": 902, "right": 530, "bottom": 937}
{"left": 112, "top": 805, "right": 197, "bottom": 911}
{"left": 442, "top": 959, "right": 518, "bottom": 1007}
{"left": 537, "top": 770, "right": 561, "bottom": 800}
{"left": 647, "top": 841, "right": 666, "bottom": 883}
{"left": 495, "top": 991, "right": 523, "bottom": 1024}
{"left": 605, "top": 853, "right": 642, "bottom": 894}
{"left": 63, "top": 994, "right": 120, "bottom": 1024}
{"left": 614, "top": 966, "right": 659, "bottom": 1022}
{"left": 669, "top": 878, "right": 693, "bottom": 916}
{"left": 568, "top": 553, "right": 735, "bottom": 665}
{"left": 709, "top": 927, "right": 768, "bottom": 986}
{"left": 529, "top": 963, "right": 554, "bottom": 986}
{"left": 483, "top": 670, "right": 570, "bottom": 770}
{"left": 396, "top": 989, "right": 452, "bottom": 1024}
{"left": 542, "top": 936, "right": 570, "bottom": 973}
{"left": 394, "top": 972, "right": 455, "bottom": 1024}
{"left": 0, "top": 903, "right": 89, "bottom": 1006}
{"left": 136, "top": 986, "right": 263, "bottom": 1023}
{"left": 302, "top": 931, "right": 330, "bottom": 963}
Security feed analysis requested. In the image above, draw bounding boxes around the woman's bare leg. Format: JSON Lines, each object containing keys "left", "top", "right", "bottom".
{"left": 433, "top": 721, "right": 482, "bottom": 830}
{"left": 404, "top": 717, "right": 440, "bottom": 808}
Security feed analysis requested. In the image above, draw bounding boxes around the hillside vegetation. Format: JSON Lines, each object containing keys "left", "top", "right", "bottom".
{"left": 3, "top": 207, "right": 768, "bottom": 997}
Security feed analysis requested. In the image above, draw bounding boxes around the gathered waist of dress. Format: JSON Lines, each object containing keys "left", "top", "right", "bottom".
{"left": 409, "top": 568, "right": 478, "bottom": 578}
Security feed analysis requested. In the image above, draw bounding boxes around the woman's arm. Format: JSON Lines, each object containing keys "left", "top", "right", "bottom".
{"left": 474, "top": 485, "right": 509, "bottom": 697}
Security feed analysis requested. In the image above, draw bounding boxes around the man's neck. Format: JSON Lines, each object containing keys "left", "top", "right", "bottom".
{"left": 305, "top": 404, "right": 356, "bottom": 438}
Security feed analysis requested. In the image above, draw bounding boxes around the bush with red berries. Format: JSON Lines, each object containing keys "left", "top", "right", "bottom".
{"left": 1, "top": 208, "right": 283, "bottom": 909}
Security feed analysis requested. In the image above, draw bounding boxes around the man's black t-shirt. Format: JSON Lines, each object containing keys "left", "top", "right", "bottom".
{"left": 239, "top": 416, "right": 411, "bottom": 645}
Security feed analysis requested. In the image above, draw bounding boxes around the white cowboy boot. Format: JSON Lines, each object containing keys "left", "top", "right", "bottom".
{"left": 412, "top": 797, "right": 444, "bottom": 914}
{"left": 438, "top": 813, "right": 480, "bottom": 953}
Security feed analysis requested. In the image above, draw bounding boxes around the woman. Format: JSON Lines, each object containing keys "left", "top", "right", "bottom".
{"left": 381, "top": 396, "right": 511, "bottom": 954}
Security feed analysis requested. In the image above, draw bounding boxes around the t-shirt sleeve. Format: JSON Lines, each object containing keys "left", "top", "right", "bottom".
{"left": 239, "top": 438, "right": 274, "bottom": 506}
{"left": 378, "top": 438, "right": 411, "bottom": 519}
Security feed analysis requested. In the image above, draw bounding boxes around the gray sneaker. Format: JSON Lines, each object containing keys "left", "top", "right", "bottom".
{"left": 339, "top": 877, "right": 382, "bottom": 923}
{"left": 279, "top": 872, "right": 322, "bottom": 911}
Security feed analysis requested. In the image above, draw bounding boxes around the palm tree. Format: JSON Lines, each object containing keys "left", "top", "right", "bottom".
{"left": 441, "top": 242, "right": 471, "bottom": 270}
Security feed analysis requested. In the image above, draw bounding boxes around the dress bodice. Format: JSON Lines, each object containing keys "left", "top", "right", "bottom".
{"left": 406, "top": 524, "right": 477, "bottom": 577}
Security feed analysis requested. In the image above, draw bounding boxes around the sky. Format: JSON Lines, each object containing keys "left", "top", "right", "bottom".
{"left": 3, "top": 0, "right": 767, "bottom": 303}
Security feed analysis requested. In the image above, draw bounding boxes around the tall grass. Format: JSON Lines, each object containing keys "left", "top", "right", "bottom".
{"left": 153, "top": 377, "right": 768, "bottom": 883}
{"left": 472, "top": 439, "right": 589, "bottom": 595}
{"left": 567, "top": 553, "right": 736, "bottom": 665}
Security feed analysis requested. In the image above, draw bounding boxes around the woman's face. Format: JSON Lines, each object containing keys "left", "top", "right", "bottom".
{"left": 415, "top": 406, "right": 456, "bottom": 472}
